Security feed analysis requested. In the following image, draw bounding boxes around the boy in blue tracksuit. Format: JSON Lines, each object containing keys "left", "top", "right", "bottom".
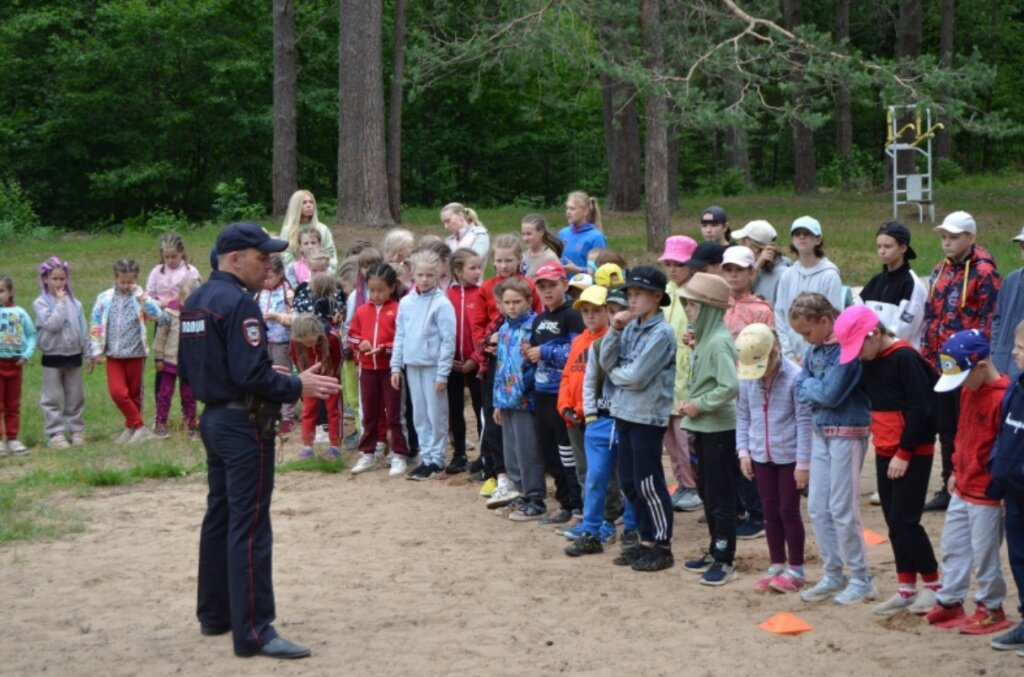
{"left": 988, "top": 319, "right": 1024, "bottom": 653}
{"left": 526, "top": 261, "right": 585, "bottom": 523}
{"left": 599, "top": 265, "right": 677, "bottom": 572}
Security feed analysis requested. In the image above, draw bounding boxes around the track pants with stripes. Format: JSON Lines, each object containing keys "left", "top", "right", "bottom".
{"left": 616, "top": 419, "right": 672, "bottom": 547}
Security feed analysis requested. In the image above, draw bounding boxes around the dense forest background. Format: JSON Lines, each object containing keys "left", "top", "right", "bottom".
{"left": 1, "top": 0, "right": 1022, "bottom": 236}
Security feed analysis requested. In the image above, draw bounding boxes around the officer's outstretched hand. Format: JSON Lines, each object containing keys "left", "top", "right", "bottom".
{"left": 298, "top": 362, "right": 341, "bottom": 400}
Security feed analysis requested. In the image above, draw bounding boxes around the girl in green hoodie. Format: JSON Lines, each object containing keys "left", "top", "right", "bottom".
{"left": 679, "top": 273, "right": 741, "bottom": 587}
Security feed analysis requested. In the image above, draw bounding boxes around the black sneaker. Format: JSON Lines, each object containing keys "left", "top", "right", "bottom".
{"left": 445, "top": 455, "right": 468, "bottom": 475}
{"left": 632, "top": 546, "right": 674, "bottom": 572}
{"left": 468, "top": 456, "right": 484, "bottom": 474}
{"left": 620, "top": 529, "right": 640, "bottom": 550}
{"left": 538, "top": 508, "right": 573, "bottom": 526}
{"left": 736, "top": 518, "right": 766, "bottom": 540}
{"left": 923, "top": 488, "right": 950, "bottom": 512}
{"left": 468, "top": 469, "right": 486, "bottom": 483}
{"left": 684, "top": 552, "right": 715, "bottom": 573}
{"left": 565, "top": 532, "right": 603, "bottom": 557}
{"left": 613, "top": 544, "right": 651, "bottom": 566}
{"left": 406, "top": 463, "right": 441, "bottom": 481}
{"left": 509, "top": 503, "right": 546, "bottom": 522}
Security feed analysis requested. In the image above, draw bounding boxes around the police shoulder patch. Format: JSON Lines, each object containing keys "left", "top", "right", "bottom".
{"left": 242, "top": 318, "right": 263, "bottom": 347}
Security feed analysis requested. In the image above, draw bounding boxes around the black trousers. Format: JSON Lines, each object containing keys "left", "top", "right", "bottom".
{"left": 936, "top": 388, "right": 960, "bottom": 485}
{"left": 694, "top": 429, "right": 738, "bottom": 564}
{"left": 535, "top": 392, "right": 583, "bottom": 511}
{"left": 479, "top": 357, "right": 505, "bottom": 477}
{"left": 617, "top": 419, "right": 673, "bottom": 546}
{"left": 197, "top": 406, "right": 278, "bottom": 655}
{"left": 876, "top": 454, "right": 939, "bottom": 577}
{"left": 447, "top": 369, "right": 482, "bottom": 459}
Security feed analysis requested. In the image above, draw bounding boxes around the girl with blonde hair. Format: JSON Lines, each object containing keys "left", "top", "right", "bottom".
{"left": 279, "top": 190, "right": 338, "bottom": 269}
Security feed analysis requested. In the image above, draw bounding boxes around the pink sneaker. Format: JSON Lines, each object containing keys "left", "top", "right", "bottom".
{"left": 755, "top": 573, "right": 778, "bottom": 592}
{"left": 769, "top": 572, "right": 806, "bottom": 593}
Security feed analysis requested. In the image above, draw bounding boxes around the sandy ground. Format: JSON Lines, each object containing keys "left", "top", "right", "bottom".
{"left": 2, "top": 435, "right": 1023, "bottom": 677}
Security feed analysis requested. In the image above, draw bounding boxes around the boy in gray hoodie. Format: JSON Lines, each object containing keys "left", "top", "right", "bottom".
{"left": 599, "top": 265, "right": 677, "bottom": 572}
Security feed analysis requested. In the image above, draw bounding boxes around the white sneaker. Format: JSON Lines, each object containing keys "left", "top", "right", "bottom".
{"left": 870, "top": 491, "right": 881, "bottom": 506}
{"left": 873, "top": 591, "right": 916, "bottom": 615}
{"left": 908, "top": 587, "right": 937, "bottom": 614}
{"left": 7, "top": 440, "right": 29, "bottom": 455}
{"left": 801, "top": 575, "right": 849, "bottom": 602}
{"left": 48, "top": 434, "right": 71, "bottom": 450}
{"left": 351, "top": 454, "right": 377, "bottom": 475}
{"left": 486, "top": 484, "right": 520, "bottom": 509}
{"left": 0, "top": 440, "right": 8, "bottom": 457}
{"left": 128, "top": 427, "right": 159, "bottom": 444}
{"left": 315, "top": 425, "right": 329, "bottom": 444}
{"left": 374, "top": 442, "right": 388, "bottom": 459}
{"left": 114, "top": 428, "right": 134, "bottom": 445}
{"left": 834, "top": 576, "right": 879, "bottom": 605}
{"left": 389, "top": 454, "right": 407, "bottom": 477}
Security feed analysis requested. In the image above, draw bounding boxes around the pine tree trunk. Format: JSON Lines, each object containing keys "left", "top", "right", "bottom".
{"left": 600, "top": 74, "right": 642, "bottom": 212}
{"left": 337, "top": 0, "right": 393, "bottom": 227}
{"left": 667, "top": 122, "right": 680, "bottom": 212}
{"left": 641, "top": 0, "right": 669, "bottom": 250}
{"left": 272, "top": 0, "right": 298, "bottom": 218}
{"left": 386, "top": 0, "right": 407, "bottom": 223}
{"left": 723, "top": 74, "right": 750, "bottom": 184}
{"left": 935, "top": 0, "right": 954, "bottom": 159}
{"left": 895, "top": 0, "right": 923, "bottom": 175}
{"left": 782, "top": 0, "right": 817, "bottom": 195}
{"left": 834, "top": 0, "right": 852, "bottom": 191}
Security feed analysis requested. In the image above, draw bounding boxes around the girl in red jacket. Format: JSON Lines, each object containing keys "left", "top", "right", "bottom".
{"left": 348, "top": 264, "right": 409, "bottom": 477}
{"left": 290, "top": 313, "right": 342, "bottom": 460}
{"left": 445, "top": 248, "right": 484, "bottom": 475}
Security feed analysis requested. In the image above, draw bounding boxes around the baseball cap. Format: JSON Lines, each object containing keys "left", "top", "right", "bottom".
{"left": 594, "top": 263, "right": 625, "bottom": 288}
{"left": 659, "top": 236, "right": 698, "bottom": 264}
{"left": 936, "top": 211, "right": 976, "bottom": 235}
{"left": 834, "top": 305, "right": 882, "bottom": 365}
{"left": 535, "top": 261, "right": 566, "bottom": 282}
{"left": 731, "top": 220, "right": 777, "bottom": 246}
{"left": 606, "top": 285, "right": 628, "bottom": 308}
{"left": 620, "top": 265, "right": 670, "bottom": 306}
{"left": 934, "top": 329, "right": 990, "bottom": 392}
{"left": 790, "top": 216, "right": 822, "bottom": 237}
{"left": 1012, "top": 226, "right": 1024, "bottom": 243}
{"left": 678, "top": 272, "right": 731, "bottom": 310}
{"left": 722, "top": 245, "right": 756, "bottom": 269}
{"left": 736, "top": 323, "right": 776, "bottom": 379}
{"left": 572, "top": 284, "right": 608, "bottom": 309}
{"left": 877, "top": 221, "right": 917, "bottom": 261}
{"left": 702, "top": 205, "right": 728, "bottom": 223}
{"left": 568, "top": 273, "right": 593, "bottom": 291}
{"left": 216, "top": 222, "right": 289, "bottom": 254}
{"left": 683, "top": 242, "right": 727, "bottom": 270}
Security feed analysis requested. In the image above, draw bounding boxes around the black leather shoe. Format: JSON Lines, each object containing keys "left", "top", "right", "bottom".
{"left": 237, "top": 636, "right": 311, "bottom": 659}
{"left": 923, "top": 488, "right": 950, "bottom": 512}
{"left": 200, "top": 624, "right": 230, "bottom": 636}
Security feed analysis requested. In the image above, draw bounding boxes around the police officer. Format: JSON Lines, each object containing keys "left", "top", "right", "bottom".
{"left": 179, "top": 222, "right": 340, "bottom": 660}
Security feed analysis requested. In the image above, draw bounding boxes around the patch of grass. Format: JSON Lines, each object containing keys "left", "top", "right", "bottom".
{"left": 278, "top": 457, "right": 345, "bottom": 474}
{"left": 80, "top": 467, "right": 130, "bottom": 487}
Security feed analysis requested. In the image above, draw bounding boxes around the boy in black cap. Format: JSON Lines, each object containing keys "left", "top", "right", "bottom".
{"left": 861, "top": 221, "right": 928, "bottom": 346}
{"left": 598, "top": 265, "right": 678, "bottom": 571}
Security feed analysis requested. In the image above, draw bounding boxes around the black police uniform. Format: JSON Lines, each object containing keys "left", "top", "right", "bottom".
{"left": 179, "top": 269, "right": 301, "bottom": 656}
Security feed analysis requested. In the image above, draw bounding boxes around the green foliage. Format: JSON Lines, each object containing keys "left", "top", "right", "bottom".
{"left": 0, "top": 177, "right": 42, "bottom": 240}
{"left": 819, "top": 148, "right": 882, "bottom": 190}
{"left": 936, "top": 157, "right": 965, "bottom": 184}
{"left": 695, "top": 168, "right": 747, "bottom": 197}
{"left": 213, "top": 179, "right": 266, "bottom": 222}
{"left": 121, "top": 207, "right": 192, "bottom": 234}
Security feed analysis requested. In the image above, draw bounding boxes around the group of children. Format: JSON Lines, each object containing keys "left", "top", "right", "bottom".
{"left": 3, "top": 193, "right": 1024, "bottom": 656}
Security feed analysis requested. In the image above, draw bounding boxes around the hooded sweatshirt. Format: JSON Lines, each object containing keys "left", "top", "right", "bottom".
{"left": 860, "top": 340, "right": 937, "bottom": 460}
{"left": 921, "top": 243, "right": 1000, "bottom": 369}
{"left": 774, "top": 257, "right": 844, "bottom": 363}
{"left": 558, "top": 222, "right": 607, "bottom": 270}
{"left": 390, "top": 286, "right": 456, "bottom": 382}
{"left": 724, "top": 293, "right": 775, "bottom": 339}
{"left": 33, "top": 292, "right": 88, "bottom": 359}
{"left": 860, "top": 262, "right": 927, "bottom": 346}
{"left": 470, "top": 274, "right": 541, "bottom": 365}
{"left": 530, "top": 300, "right": 584, "bottom": 395}
{"left": 736, "top": 358, "right": 813, "bottom": 469}
{"left": 0, "top": 303, "right": 36, "bottom": 361}
{"left": 952, "top": 373, "right": 1008, "bottom": 506}
{"left": 682, "top": 302, "right": 738, "bottom": 433}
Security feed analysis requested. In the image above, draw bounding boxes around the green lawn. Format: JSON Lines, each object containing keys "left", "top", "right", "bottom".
{"left": 2, "top": 172, "right": 1024, "bottom": 543}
